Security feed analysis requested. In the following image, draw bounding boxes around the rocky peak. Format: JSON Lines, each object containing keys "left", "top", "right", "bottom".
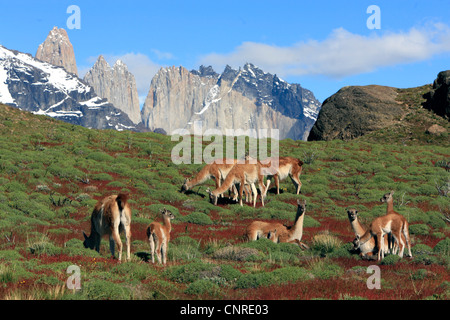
{"left": 36, "top": 26, "right": 78, "bottom": 75}
{"left": 307, "top": 85, "right": 405, "bottom": 141}
{"left": 141, "top": 63, "right": 321, "bottom": 140}
{"left": 191, "top": 65, "right": 219, "bottom": 78}
{"left": 83, "top": 56, "right": 141, "bottom": 124}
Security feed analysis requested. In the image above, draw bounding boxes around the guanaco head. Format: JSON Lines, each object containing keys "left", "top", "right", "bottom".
{"left": 347, "top": 209, "right": 358, "bottom": 222}
{"left": 205, "top": 187, "right": 218, "bottom": 205}
{"left": 83, "top": 231, "right": 95, "bottom": 250}
{"left": 380, "top": 190, "right": 394, "bottom": 203}
{"left": 352, "top": 235, "right": 361, "bottom": 250}
{"left": 180, "top": 178, "right": 190, "bottom": 193}
{"left": 296, "top": 199, "right": 306, "bottom": 214}
{"left": 268, "top": 229, "right": 278, "bottom": 243}
{"left": 160, "top": 208, "right": 175, "bottom": 220}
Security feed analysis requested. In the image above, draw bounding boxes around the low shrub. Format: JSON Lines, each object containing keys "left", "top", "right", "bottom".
{"left": 183, "top": 212, "right": 213, "bottom": 225}
{"left": 409, "top": 224, "right": 430, "bottom": 236}
{"left": 81, "top": 279, "right": 131, "bottom": 300}
{"left": 185, "top": 279, "right": 221, "bottom": 297}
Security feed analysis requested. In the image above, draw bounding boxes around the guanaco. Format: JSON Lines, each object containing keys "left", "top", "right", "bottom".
{"left": 181, "top": 158, "right": 237, "bottom": 193}
{"left": 246, "top": 156, "right": 303, "bottom": 196}
{"left": 246, "top": 199, "right": 309, "bottom": 249}
{"left": 353, "top": 212, "right": 412, "bottom": 261}
{"left": 83, "top": 194, "right": 131, "bottom": 262}
{"left": 146, "top": 208, "right": 175, "bottom": 265}
{"left": 206, "top": 162, "right": 268, "bottom": 207}
{"left": 262, "top": 156, "right": 303, "bottom": 195}
{"left": 347, "top": 208, "right": 389, "bottom": 259}
{"left": 380, "top": 190, "right": 407, "bottom": 254}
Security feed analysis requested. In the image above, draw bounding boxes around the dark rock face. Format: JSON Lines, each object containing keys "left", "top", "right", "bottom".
{"left": 308, "top": 85, "right": 405, "bottom": 141}
{"left": 0, "top": 45, "right": 137, "bottom": 131}
{"left": 423, "top": 70, "right": 450, "bottom": 119}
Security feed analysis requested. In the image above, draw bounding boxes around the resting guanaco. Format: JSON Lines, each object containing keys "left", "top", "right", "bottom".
{"left": 246, "top": 199, "right": 309, "bottom": 249}
{"left": 347, "top": 208, "right": 389, "bottom": 259}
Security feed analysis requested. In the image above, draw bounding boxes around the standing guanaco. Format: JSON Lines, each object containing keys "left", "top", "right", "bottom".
{"left": 146, "top": 208, "right": 175, "bottom": 265}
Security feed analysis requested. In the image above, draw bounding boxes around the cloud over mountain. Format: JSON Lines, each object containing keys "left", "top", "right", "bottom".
{"left": 199, "top": 24, "right": 450, "bottom": 79}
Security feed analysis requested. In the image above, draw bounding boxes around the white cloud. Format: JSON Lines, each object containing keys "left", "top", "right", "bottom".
{"left": 199, "top": 24, "right": 450, "bottom": 78}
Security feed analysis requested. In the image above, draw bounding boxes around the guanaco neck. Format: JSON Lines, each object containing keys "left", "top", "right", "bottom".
{"left": 162, "top": 216, "right": 172, "bottom": 233}
{"left": 187, "top": 166, "right": 213, "bottom": 189}
{"left": 350, "top": 218, "right": 366, "bottom": 237}
{"left": 386, "top": 197, "right": 394, "bottom": 214}
{"left": 289, "top": 206, "right": 305, "bottom": 241}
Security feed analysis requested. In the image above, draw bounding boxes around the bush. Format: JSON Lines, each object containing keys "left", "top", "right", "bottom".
{"left": 311, "top": 233, "right": 342, "bottom": 257}
{"left": 235, "top": 267, "right": 310, "bottom": 289}
{"left": 91, "top": 173, "right": 113, "bottom": 181}
{"left": 380, "top": 254, "right": 401, "bottom": 265}
{"left": 86, "top": 152, "right": 114, "bottom": 162}
{"left": 81, "top": 279, "right": 131, "bottom": 300}
{"left": 183, "top": 212, "right": 213, "bottom": 225}
{"left": 185, "top": 279, "right": 221, "bottom": 297}
{"left": 433, "top": 238, "right": 450, "bottom": 256}
{"left": 409, "top": 224, "right": 430, "bottom": 236}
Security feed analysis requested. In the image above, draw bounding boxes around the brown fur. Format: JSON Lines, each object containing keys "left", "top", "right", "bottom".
{"left": 260, "top": 156, "right": 303, "bottom": 195}
{"left": 347, "top": 209, "right": 388, "bottom": 259}
{"left": 146, "top": 208, "right": 175, "bottom": 265}
{"left": 83, "top": 194, "right": 131, "bottom": 261}
{"left": 380, "top": 190, "right": 406, "bottom": 254}
{"left": 181, "top": 158, "right": 238, "bottom": 193}
{"left": 246, "top": 199, "right": 309, "bottom": 249}
{"left": 206, "top": 163, "right": 268, "bottom": 207}
{"left": 353, "top": 212, "right": 412, "bottom": 261}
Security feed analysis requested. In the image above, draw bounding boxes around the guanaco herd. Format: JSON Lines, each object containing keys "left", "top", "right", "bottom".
{"left": 82, "top": 156, "right": 412, "bottom": 265}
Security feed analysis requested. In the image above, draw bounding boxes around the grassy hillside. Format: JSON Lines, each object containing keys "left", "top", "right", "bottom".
{"left": 0, "top": 102, "right": 448, "bottom": 300}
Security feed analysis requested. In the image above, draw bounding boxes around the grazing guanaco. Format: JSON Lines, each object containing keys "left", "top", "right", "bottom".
{"left": 353, "top": 212, "right": 412, "bottom": 261}
{"left": 246, "top": 199, "right": 309, "bottom": 249}
{"left": 260, "top": 156, "right": 303, "bottom": 196}
{"left": 347, "top": 208, "right": 389, "bottom": 259}
{"left": 181, "top": 158, "right": 237, "bottom": 193}
{"left": 206, "top": 163, "right": 268, "bottom": 207}
{"left": 146, "top": 208, "right": 175, "bottom": 265}
{"left": 83, "top": 194, "right": 131, "bottom": 262}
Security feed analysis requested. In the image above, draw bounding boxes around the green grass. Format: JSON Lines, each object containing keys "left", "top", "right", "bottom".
{"left": 0, "top": 102, "right": 449, "bottom": 300}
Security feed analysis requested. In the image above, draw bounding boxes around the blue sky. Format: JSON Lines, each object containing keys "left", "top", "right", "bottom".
{"left": 1, "top": 0, "right": 449, "bottom": 105}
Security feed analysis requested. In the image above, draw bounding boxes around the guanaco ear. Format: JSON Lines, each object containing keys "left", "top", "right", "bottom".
{"left": 356, "top": 235, "right": 360, "bottom": 240}
{"left": 83, "top": 231, "right": 88, "bottom": 240}
{"left": 390, "top": 190, "right": 394, "bottom": 195}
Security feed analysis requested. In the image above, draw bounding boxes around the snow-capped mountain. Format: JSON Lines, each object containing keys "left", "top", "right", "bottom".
{"left": 141, "top": 63, "right": 321, "bottom": 140}
{"left": 0, "top": 45, "right": 137, "bottom": 131}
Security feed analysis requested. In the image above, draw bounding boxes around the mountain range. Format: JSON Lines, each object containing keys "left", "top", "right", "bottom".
{"left": 0, "top": 27, "right": 321, "bottom": 140}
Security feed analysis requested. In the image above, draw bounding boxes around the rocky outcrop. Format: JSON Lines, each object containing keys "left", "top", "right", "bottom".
{"left": 423, "top": 70, "right": 450, "bottom": 119}
{"left": 83, "top": 56, "right": 141, "bottom": 124}
{"left": 0, "top": 45, "right": 137, "bottom": 131}
{"left": 141, "top": 63, "right": 321, "bottom": 140}
{"left": 36, "top": 26, "right": 78, "bottom": 75}
{"left": 308, "top": 85, "right": 405, "bottom": 141}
